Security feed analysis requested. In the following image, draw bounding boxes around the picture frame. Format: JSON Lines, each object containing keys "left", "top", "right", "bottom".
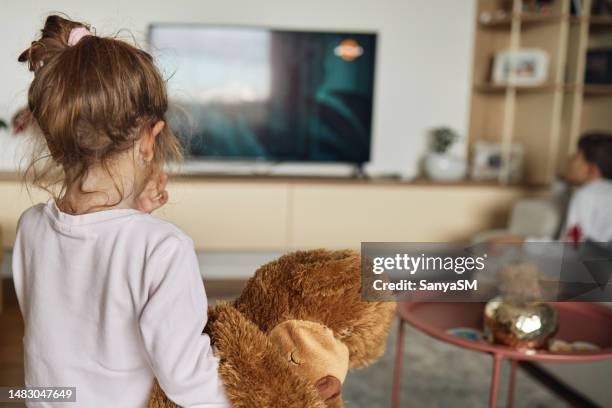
{"left": 471, "top": 141, "right": 524, "bottom": 182}
{"left": 492, "top": 48, "right": 549, "bottom": 86}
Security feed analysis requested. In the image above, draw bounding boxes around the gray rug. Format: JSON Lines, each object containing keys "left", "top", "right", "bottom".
{"left": 342, "top": 322, "right": 567, "bottom": 408}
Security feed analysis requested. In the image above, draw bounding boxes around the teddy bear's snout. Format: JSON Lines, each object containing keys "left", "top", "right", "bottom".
{"left": 269, "top": 319, "right": 349, "bottom": 403}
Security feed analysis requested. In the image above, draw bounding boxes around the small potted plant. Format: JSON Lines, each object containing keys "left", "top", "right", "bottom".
{"left": 424, "top": 127, "right": 467, "bottom": 182}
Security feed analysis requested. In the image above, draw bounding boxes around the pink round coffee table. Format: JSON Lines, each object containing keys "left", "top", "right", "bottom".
{"left": 392, "top": 302, "right": 612, "bottom": 408}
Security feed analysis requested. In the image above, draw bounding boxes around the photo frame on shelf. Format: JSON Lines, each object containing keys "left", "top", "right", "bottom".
{"left": 585, "top": 49, "right": 612, "bottom": 84}
{"left": 471, "top": 142, "right": 524, "bottom": 183}
{"left": 492, "top": 48, "right": 550, "bottom": 86}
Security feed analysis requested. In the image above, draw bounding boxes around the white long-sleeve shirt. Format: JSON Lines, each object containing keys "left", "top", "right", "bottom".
{"left": 12, "top": 200, "right": 230, "bottom": 408}
{"left": 563, "top": 179, "right": 612, "bottom": 243}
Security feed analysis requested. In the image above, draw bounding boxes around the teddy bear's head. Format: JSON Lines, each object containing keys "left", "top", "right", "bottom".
{"left": 232, "top": 249, "right": 396, "bottom": 404}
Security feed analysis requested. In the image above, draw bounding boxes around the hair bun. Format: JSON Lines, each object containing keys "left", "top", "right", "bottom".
{"left": 18, "top": 15, "right": 90, "bottom": 72}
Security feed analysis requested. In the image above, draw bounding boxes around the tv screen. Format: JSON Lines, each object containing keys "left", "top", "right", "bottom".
{"left": 149, "top": 24, "right": 376, "bottom": 164}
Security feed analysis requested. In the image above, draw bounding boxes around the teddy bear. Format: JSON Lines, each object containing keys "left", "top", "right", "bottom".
{"left": 147, "top": 249, "right": 396, "bottom": 408}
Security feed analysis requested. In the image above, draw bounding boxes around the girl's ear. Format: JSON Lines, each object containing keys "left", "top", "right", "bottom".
{"left": 140, "top": 121, "right": 165, "bottom": 162}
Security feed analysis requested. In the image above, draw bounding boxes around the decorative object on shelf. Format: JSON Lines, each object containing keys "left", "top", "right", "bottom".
{"left": 492, "top": 48, "right": 550, "bottom": 86}
{"left": 585, "top": 49, "right": 612, "bottom": 84}
{"left": 471, "top": 141, "right": 524, "bottom": 182}
{"left": 522, "top": 0, "right": 554, "bottom": 14}
{"left": 484, "top": 263, "right": 558, "bottom": 350}
{"left": 479, "top": 0, "right": 513, "bottom": 21}
{"left": 479, "top": 9, "right": 510, "bottom": 24}
{"left": 423, "top": 127, "right": 467, "bottom": 182}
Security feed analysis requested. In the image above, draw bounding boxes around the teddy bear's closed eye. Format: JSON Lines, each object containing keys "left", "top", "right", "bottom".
{"left": 289, "top": 351, "right": 302, "bottom": 365}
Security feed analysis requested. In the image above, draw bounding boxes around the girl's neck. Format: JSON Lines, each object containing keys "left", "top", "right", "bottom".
{"left": 58, "top": 161, "right": 141, "bottom": 215}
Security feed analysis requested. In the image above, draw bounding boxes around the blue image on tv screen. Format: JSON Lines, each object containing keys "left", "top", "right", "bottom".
{"left": 149, "top": 24, "right": 376, "bottom": 164}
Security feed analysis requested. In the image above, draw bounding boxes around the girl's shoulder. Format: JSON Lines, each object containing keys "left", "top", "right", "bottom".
{"left": 16, "top": 202, "right": 47, "bottom": 229}
{"left": 133, "top": 212, "right": 194, "bottom": 246}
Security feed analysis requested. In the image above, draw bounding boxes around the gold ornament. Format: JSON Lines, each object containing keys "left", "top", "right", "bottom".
{"left": 484, "top": 296, "right": 558, "bottom": 350}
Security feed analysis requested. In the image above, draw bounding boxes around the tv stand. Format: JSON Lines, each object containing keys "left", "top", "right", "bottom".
{"left": 351, "top": 164, "right": 368, "bottom": 179}
{"left": 175, "top": 161, "right": 360, "bottom": 178}
{"left": 0, "top": 171, "right": 545, "bottom": 252}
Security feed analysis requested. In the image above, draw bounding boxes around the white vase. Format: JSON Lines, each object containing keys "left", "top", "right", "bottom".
{"left": 424, "top": 153, "right": 467, "bottom": 182}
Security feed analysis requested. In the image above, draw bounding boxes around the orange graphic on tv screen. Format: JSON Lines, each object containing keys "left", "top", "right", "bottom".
{"left": 334, "top": 39, "right": 364, "bottom": 61}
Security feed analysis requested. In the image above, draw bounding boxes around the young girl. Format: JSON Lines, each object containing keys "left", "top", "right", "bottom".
{"left": 12, "top": 15, "right": 230, "bottom": 407}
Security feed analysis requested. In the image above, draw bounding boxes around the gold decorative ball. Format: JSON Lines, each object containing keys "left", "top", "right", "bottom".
{"left": 484, "top": 297, "right": 558, "bottom": 350}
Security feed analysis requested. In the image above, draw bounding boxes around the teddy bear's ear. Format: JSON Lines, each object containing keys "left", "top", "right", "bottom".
{"left": 282, "top": 249, "right": 397, "bottom": 369}
{"left": 341, "top": 301, "right": 396, "bottom": 369}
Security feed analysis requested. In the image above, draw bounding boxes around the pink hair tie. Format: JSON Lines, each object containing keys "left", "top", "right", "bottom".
{"left": 68, "top": 26, "right": 92, "bottom": 46}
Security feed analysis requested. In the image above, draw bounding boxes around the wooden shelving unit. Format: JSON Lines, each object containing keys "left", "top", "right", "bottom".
{"left": 589, "top": 15, "right": 612, "bottom": 26}
{"left": 469, "top": 0, "right": 612, "bottom": 185}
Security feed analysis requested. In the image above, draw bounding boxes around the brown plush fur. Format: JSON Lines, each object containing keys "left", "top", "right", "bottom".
{"left": 148, "top": 249, "right": 396, "bottom": 407}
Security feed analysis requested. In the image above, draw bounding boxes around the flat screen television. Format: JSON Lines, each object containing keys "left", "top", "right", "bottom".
{"left": 148, "top": 24, "right": 377, "bottom": 165}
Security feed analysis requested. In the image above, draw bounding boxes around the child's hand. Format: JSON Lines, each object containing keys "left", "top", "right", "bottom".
{"left": 136, "top": 171, "right": 169, "bottom": 213}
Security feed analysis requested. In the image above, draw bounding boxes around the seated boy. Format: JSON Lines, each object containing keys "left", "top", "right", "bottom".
{"left": 493, "top": 132, "right": 612, "bottom": 244}
{"left": 563, "top": 132, "right": 612, "bottom": 243}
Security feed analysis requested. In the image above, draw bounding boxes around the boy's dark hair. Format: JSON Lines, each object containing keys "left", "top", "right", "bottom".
{"left": 578, "top": 132, "right": 612, "bottom": 180}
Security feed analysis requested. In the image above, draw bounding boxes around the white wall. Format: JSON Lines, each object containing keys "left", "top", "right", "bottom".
{"left": 0, "top": 0, "right": 475, "bottom": 178}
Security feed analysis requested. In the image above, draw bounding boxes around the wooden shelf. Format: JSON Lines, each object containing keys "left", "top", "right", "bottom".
{"left": 475, "top": 83, "right": 558, "bottom": 93}
{"left": 563, "top": 84, "right": 612, "bottom": 95}
{"left": 589, "top": 15, "right": 612, "bottom": 27}
{"left": 479, "top": 13, "right": 565, "bottom": 28}
{"left": 474, "top": 83, "right": 608, "bottom": 97}
{"left": 0, "top": 170, "right": 546, "bottom": 189}
{"left": 584, "top": 84, "right": 612, "bottom": 95}
{"left": 480, "top": 13, "right": 612, "bottom": 29}
{"left": 521, "top": 12, "right": 566, "bottom": 24}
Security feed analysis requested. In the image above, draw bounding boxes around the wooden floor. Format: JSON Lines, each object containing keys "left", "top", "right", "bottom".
{"left": 0, "top": 280, "right": 24, "bottom": 408}
{"left": 0, "top": 278, "right": 245, "bottom": 408}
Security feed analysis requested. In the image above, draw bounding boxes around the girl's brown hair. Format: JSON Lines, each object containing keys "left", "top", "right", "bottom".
{"left": 19, "top": 15, "right": 182, "bottom": 203}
